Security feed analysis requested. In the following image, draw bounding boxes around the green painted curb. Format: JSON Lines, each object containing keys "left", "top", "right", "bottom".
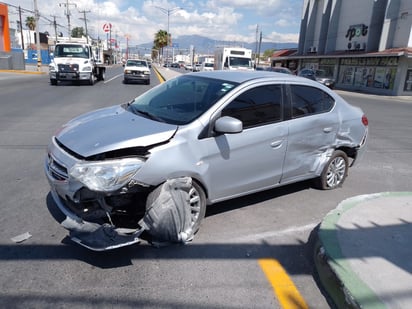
{"left": 316, "top": 192, "right": 412, "bottom": 309}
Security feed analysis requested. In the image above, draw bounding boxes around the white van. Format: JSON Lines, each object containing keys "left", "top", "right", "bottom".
{"left": 201, "top": 62, "right": 214, "bottom": 71}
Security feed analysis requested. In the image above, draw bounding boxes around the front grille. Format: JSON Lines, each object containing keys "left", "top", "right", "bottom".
{"left": 58, "top": 64, "right": 79, "bottom": 73}
{"left": 47, "top": 154, "right": 68, "bottom": 181}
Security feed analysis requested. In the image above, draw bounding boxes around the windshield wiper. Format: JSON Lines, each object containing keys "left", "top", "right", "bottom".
{"left": 134, "top": 108, "right": 164, "bottom": 122}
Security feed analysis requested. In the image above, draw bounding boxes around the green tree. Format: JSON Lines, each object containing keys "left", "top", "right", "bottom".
{"left": 25, "top": 16, "right": 36, "bottom": 30}
{"left": 263, "top": 49, "right": 275, "bottom": 59}
{"left": 71, "top": 27, "right": 85, "bottom": 38}
{"left": 151, "top": 47, "right": 158, "bottom": 61}
{"left": 153, "top": 30, "right": 168, "bottom": 62}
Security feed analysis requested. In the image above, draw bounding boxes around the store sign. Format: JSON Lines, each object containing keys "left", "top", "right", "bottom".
{"left": 345, "top": 24, "right": 368, "bottom": 41}
{"left": 340, "top": 57, "right": 399, "bottom": 66}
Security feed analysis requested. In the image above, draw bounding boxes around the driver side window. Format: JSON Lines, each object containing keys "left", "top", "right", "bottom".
{"left": 221, "top": 84, "right": 283, "bottom": 129}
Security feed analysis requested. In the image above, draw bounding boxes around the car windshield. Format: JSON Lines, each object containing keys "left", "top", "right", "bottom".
{"left": 315, "top": 70, "right": 328, "bottom": 77}
{"left": 54, "top": 45, "right": 89, "bottom": 58}
{"left": 229, "top": 57, "right": 251, "bottom": 67}
{"left": 128, "top": 75, "right": 239, "bottom": 125}
{"left": 126, "top": 60, "right": 147, "bottom": 67}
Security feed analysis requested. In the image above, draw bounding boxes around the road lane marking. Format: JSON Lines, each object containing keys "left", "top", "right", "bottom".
{"left": 153, "top": 67, "right": 165, "bottom": 83}
{"left": 104, "top": 73, "right": 123, "bottom": 84}
{"left": 259, "top": 259, "right": 309, "bottom": 309}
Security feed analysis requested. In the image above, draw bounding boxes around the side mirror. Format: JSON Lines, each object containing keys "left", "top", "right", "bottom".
{"left": 215, "top": 116, "right": 243, "bottom": 134}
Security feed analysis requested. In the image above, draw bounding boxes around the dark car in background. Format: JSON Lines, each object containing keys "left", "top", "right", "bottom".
{"left": 298, "top": 68, "right": 335, "bottom": 88}
{"left": 266, "top": 67, "right": 294, "bottom": 75}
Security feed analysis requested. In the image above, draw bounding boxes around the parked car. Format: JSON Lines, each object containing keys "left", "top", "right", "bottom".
{"left": 170, "top": 63, "right": 180, "bottom": 68}
{"left": 184, "top": 63, "right": 193, "bottom": 71}
{"left": 298, "top": 68, "right": 335, "bottom": 88}
{"left": 123, "top": 59, "right": 150, "bottom": 84}
{"left": 265, "top": 67, "right": 294, "bottom": 75}
{"left": 45, "top": 71, "right": 368, "bottom": 251}
{"left": 201, "top": 62, "right": 214, "bottom": 71}
{"left": 193, "top": 62, "right": 202, "bottom": 72}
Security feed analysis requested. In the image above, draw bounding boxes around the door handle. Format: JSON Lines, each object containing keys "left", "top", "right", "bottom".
{"left": 270, "top": 140, "right": 283, "bottom": 149}
{"left": 323, "top": 127, "right": 333, "bottom": 133}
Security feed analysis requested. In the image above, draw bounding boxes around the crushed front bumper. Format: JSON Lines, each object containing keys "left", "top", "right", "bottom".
{"left": 48, "top": 189, "right": 143, "bottom": 251}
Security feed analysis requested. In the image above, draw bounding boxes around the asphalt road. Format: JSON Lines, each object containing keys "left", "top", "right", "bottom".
{"left": 0, "top": 67, "right": 411, "bottom": 308}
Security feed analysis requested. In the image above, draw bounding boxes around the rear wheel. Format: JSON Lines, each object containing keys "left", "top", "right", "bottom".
{"left": 98, "top": 69, "right": 105, "bottom": 81}
{"left": 316, "top": 150, "right": 348, "bottom": 190}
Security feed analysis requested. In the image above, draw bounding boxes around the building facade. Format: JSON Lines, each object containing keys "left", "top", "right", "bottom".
{"left": 273, "top": 0, "right": 412, "bottom": 95}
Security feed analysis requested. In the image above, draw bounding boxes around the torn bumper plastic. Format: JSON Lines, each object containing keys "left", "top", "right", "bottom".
{"left": 51, "top": 190, "right": 143, "bottom": 251}
{"left": 49, "top": 177, "right": 195, "bottom": 251}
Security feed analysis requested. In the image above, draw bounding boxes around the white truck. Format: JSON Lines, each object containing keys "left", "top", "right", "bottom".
{"left": 214, "top": 47, "right": 253, "bottom": 71}
{"left": 197, "top": 56, "right": 214, "bottom": 71}
{"left": 49, "top": 40, "right": 106, "bottom": 86}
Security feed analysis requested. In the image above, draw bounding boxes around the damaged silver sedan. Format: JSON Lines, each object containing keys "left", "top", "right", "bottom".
{"left": 44, "top": 71, "right": 368, "bottom": 251}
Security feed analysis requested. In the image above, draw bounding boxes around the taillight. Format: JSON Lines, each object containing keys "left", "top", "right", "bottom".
{"left": 362, "top": 115, "right": 368, "bottom": 126}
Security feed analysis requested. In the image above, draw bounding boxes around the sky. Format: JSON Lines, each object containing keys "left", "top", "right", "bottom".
{"left": 5, "top": 0, "right": 304, "bottom": 48}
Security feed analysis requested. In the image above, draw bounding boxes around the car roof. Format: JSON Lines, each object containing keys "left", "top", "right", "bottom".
{"left": 186, "top": 70, "right": 306, "bottom": 84}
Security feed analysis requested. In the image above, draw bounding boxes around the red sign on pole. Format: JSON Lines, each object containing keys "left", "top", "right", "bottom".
{"left": 103, "top": 23, "right": 112, "bottom": 33}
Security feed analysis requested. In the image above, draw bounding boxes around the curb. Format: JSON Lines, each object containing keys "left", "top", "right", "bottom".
{"left": 0, "top": 69, "right": 47, "bottom": 75}
{"left": 314, "top": 192, "right": 412, "bottom": 308}
{"left": 152, "top": 66, "right": 166, "bottom": 83}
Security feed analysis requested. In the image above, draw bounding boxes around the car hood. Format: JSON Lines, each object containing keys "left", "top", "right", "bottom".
{"left": 53, "top": 57, "right": 88, "bottom": 65}
{"left": 56, "top": 105, "right": 177, "bottom": 158}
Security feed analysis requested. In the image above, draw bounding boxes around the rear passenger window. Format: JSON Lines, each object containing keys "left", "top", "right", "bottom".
{"left": 222, "top": 85, "right": 282, "bottom": 128}
{"left": 290, "top": 85, "right": 334, "bottom": 118}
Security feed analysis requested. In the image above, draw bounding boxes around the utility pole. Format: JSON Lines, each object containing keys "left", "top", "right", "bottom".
{"left": 255, "top": 25, "right": 259, "bottom": 69}
{"left": 79, "top": 9, "right": 91, "bottom": 43}
{"left": 50, "top": 15, "right": 58, "bottom": 44}
{"left": 59, "top": 0, "right": 77, "bottom": 39}
{"left": 33, "top": 0, "right": 42, "bottom": 71}
{"left": 18, "top": 6, "right": 24, "bottom": 50}
{"left": 257, "top": 31, "right": 262, "bottom": 66}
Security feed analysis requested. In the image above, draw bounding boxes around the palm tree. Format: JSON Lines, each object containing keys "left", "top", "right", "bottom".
{"left": 25, "top": 16, "right": 36, "bottom": 30}
{"left": 153, "top": 30, "right": 168, "bottom": 63}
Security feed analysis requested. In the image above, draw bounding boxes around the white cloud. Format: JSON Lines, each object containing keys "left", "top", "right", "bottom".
{"left": 7, "top": 0, "right": 301, "bottom": 46}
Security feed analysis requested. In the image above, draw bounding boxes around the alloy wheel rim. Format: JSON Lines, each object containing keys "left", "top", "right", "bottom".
{"left": 326, "top": 157, "right": 346, "bottom": 188}
{"left": 189, "top": 186, "right": 201, "bottom": 225}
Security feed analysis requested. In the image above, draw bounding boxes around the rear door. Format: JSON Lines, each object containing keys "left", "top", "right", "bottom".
{"left": 281, "top": 84, "right": 338, "bottom": 183}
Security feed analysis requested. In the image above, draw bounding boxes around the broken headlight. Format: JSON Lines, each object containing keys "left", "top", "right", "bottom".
{"left": 69, "top": 158, "right": 144, "bottom": 192}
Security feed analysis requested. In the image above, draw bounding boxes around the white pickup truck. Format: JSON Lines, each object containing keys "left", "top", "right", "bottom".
{"left": 49, "top": 42, "right": 106, "bottom": 86}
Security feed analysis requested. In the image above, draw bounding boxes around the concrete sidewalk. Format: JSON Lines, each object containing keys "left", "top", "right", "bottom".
{"left": 315, "top": 192, "right": 412, "bottom": 308}
{"left": 152, "top": 63, "right": 181, "bottom": 81}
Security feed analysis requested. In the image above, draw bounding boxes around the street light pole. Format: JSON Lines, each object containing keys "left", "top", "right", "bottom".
{"left": 154, "top": 6, "right": 181, "bottom": 66}
{"left": 33, "top": 0, "right": 41, "bottom": 71}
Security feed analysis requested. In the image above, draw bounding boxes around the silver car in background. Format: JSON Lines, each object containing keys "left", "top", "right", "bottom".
{"left": 44, "top": 71, "right": 368, "bottom": 250}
